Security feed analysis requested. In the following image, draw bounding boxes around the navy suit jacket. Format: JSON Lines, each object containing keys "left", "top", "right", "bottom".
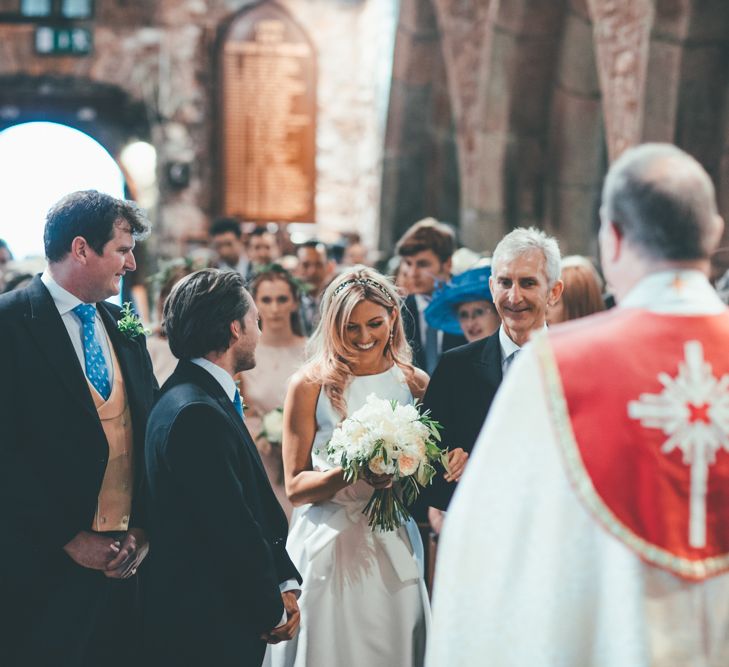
{"left": 0, "top": 275, "right": 158, "bottom": 661}
{"left": 144, "top": 360, "right": 301, "bottom": 667}
{"left": 420, "top": 331, "right": 503, "bottom": 510}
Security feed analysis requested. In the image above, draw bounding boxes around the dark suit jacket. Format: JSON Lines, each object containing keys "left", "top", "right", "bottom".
{"left": 0, "top": 276, "right": 158, "bottom": 664}
{"left": 143, "top": 360, "right": 301, "bottom": 667}
{"left": 420, "top": 331, "right": 503, "bottom": 510}
{"left": 402, "top": 294, "right": 466, "bottom": 372}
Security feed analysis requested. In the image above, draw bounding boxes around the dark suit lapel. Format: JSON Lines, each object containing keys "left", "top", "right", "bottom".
{"left": 23, "top": 276, "right": 97, "bottom": 417}
{"left": 180, "top": 361, "right": 270, "bottom": 480}
{"left": 216, "top": 392, "right": 269, "bottom": 475}
{"left": 443, "top": 332, "right": 467, "bottom": 353}
{"left": 477, "top": 331, "right": 503, "bottom": 391}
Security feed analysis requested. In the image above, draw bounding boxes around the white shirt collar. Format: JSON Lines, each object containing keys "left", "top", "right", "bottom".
{"left": 619, "top": 270, "right": 725, "bottom": 315}
{"left": 498, "top": 323, "right": 548, "bottom": 360}
{"left": 41, "top": 269, "right": 84, "bottom": 315}
{"left": 191, "top": 357, "right": 238, "bottom": 402}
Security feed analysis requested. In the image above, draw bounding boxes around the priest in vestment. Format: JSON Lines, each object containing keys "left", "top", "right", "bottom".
{"left": 427, "top": 143, "right": 729, "bottom": 667}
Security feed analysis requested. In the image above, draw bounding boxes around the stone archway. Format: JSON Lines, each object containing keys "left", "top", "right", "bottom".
{"left": 0, "top": 74, "right": 156, "bottom": 300}
{"left": 0, "top": 74, "right": 151, "bottom": 161}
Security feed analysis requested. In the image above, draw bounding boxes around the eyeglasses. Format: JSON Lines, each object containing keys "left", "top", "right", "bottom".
{"left": 457, "top": 306, "right": 494, "bottom": 321}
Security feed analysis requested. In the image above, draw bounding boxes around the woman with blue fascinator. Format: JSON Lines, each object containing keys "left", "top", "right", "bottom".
{"left": 425, "top": 264, "right": 500, "bottom": 343}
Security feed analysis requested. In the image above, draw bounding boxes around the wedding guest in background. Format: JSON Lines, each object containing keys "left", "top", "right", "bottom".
{"left": 0, "top": 238, "right": 13, "bottom": 291}
{"left": 211, "top": 217, "right": 251, "bottom": 280}
{"left": 146, "top": 259, "right": 196, "bottom": 385}
{"left": 238, "top": 266, "right": 307, "bottom": 519}
{"left": 0, "top": 190, "right": 157, "bottom": 667}
{"left": 2, "top": 271, "right": 34, "bottom": 293}
{"left": 425, "top": 265, "right": 500, "bottom": 344}
{"left": 0, "top": 257, "right": 46, "bottom": 294}
{"left": 0, "top": 238, "right": 13, "bottom": 268}
{"left": 247, "top": 227, "right": 281, "bottom": 276}
{"left": 547, "top": 255, "right": 606, "bottom": 324}
{"left": 327, "top": 240, "right": 346, "bottom": 266}
{"left": 144, "top": 269, "right": 301, "bottom": 667}
{"left": 389, "top": 255, "right": 414, "bottom": 297}
{"left": 296, "top": 239, "right": 333, "bottom": 335}
{"left": 273, "top": 224, "right": 296, "bottom": 258}
{"left": 396, "top": 218, "right": 466, "bottom": 375}
{"left": 343, "top": 237, "right": 371, "bottom": 267}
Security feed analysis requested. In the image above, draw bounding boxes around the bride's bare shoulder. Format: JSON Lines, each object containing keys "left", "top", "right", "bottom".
{"left": 405, "top": 367, "right": 429, "bottom": 401}
{"left": 288, "top": 369, "right": 322, "bottom": 405}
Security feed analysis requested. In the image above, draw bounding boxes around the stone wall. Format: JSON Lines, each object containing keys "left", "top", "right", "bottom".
{"left": 383, "top": 0, "right": 729, "bottom": 258}
{"left": 2, "top": 0, "right": 729, "bottom": 260}
{"left": 379, "top": 0, "right": 460, "bottom": 254}
{"left": 0, "top": 0, "right": 398, "bottom": 258}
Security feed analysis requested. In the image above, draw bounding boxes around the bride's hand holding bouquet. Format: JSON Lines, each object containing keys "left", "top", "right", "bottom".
{"left": 327, "top": 393, "right": 448, "bottom": 531}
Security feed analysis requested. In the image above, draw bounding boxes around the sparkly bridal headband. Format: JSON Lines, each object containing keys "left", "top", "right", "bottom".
{"left": 332, "top": 277, "right": 394, "bottom": 302}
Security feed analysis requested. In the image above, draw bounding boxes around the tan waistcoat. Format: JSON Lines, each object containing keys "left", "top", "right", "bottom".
{"left": 86, "top": 337, "right": 134, "bottom": 532}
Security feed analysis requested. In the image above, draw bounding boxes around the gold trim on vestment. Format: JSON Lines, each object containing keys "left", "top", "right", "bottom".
{"left": 535, "top": 336, "right": 729, "bottom": 581}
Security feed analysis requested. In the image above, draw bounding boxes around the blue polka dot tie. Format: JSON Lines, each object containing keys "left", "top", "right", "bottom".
{"left": 73, "top": 304, "right": 111, "bottom": 400}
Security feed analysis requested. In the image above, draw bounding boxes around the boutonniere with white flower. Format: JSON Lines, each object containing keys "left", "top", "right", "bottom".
{"left": 117, "top": 302, "right": 148, "bottom": 340}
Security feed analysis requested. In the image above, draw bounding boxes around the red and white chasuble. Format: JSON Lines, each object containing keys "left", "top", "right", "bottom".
{"left": 541, "top": 308, "right": 729, "bottom": 580}
{"left": 428, "top": 272, "right": 729, "bottom": 667}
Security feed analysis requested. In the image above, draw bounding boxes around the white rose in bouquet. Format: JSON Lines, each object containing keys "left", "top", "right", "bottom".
{"left": 326, "top": 393, "right": 449, "bottom": 531}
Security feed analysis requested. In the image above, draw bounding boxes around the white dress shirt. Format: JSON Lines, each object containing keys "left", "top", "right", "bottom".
{"left": 190, "top": 357, "right": 300, "bottom": 625}
{"left": 498, "top": 322, "right": 547, "bottom": 375}
{"left": 41, "top": 271, "right": 114, "bottom": 383}
{"left": 428, "top": 270, "right": 729, "bottom": 667}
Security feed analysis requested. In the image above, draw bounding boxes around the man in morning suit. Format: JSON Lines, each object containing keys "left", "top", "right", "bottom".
{"left": 422, "top": 227, "right": 564, "bottom": 511}
{"left": 0, "top": 190, "right": 158, "bottom": 666}
{"left": 144, "top": 268, "right": 302, "bottom": 667}
{"left": 396, "top": 218, "right": 466, "bottom": 375}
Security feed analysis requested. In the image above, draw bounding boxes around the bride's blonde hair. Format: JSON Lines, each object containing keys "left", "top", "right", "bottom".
{"left": 305, "top": 266, "right": 414, "bottom": 418}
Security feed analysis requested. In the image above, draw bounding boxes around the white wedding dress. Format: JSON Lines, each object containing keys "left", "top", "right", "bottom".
{"left": 268, "top": 365, "right": 430, "bottom": 667}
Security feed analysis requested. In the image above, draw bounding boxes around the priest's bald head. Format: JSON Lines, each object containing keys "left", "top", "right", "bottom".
{"left": 599, "top": 143, "right": 724, "bottom": 301}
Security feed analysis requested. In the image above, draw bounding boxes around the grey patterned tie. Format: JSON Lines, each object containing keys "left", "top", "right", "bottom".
{"left": 424, "top": 323, "right": 439, "bottom": 375}
{"left": 504, "top": 349, "right": 520, "bottom": 374}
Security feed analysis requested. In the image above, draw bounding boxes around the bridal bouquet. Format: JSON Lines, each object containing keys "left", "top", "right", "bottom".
{"left": 327, "top": 394, "right": 448, "bottom": 531}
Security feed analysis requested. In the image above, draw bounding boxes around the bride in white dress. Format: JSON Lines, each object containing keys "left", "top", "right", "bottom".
{"left": 269, "top": 267, "right": 450, "bottom": 667}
